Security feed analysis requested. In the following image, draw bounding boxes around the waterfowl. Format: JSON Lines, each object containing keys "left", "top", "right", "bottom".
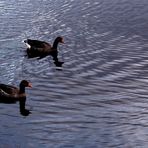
{"left": 24, "top": 36, "right": 64, "bottom": 66}
{"left": 0, "top": 80, "right": 32, "bottom": 116}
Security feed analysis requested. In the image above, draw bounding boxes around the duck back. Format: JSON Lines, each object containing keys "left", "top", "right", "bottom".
{"left": 25, "top": 39, "right": 51, "bottom": 49}
{"left": 0, "top": 84, "right": 18, "bottom": 95}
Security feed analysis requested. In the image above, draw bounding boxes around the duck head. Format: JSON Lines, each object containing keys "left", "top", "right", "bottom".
{"left": 20, "top": 80, "right": 32, "bottom": 88}
{"left": 55, "top": 36, "right": 64, "bottom": 44}
{"left": 19, "top": 80, "right": 32, "bottom": 93}
{"left": 53, "top": 36, "right": 64, "bottom": 49}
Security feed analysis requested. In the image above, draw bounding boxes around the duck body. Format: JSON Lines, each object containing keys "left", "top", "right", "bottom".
{"left": 0, "top": 80, "right": 32, "bottom": 101}
{"left": 25, "top": 39, "right": 51, "bottom": 49}
{"left": 0, "top": 80, "right": 32, "bottom": 116}
{"left": 24, "top": 36, "right": 64, "bottom": 59}
{"left": 0, "top": 84, "right": 21, "bottom": 103}
{"left": 24, "top": 37, "right": 64, "bottom": 67}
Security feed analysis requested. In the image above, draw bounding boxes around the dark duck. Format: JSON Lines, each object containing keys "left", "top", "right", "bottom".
{"left": 24, "top": 36, "right": 64, "bottom": 67}
{"left": 0, "top": 80, "right": 32, "bottom": 116}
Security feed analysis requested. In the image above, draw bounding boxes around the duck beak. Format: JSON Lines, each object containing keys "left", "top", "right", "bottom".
{"left": 28, "top": 83, "right": 32, "bottom": 88}
{"left": 61, "top": 39, "right": 64, "bottom": 44}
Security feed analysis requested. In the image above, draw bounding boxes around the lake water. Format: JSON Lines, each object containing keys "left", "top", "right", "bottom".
{"left": 1, "top": 0, "right": 148, "bottom": 147}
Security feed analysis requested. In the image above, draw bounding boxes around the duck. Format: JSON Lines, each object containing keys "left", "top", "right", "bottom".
{"left": 0, "top": 80, "right": 32, "bottom": 116}
{"left": 24, "top": 36, "right": 64, "bottom": 67}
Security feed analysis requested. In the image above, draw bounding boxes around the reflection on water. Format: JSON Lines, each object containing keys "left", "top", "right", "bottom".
{"left": 0, "top": 96, "right": 31, "bottom": 116}
{"left": 1, "top": 0, "right": 148, "bottom": 147}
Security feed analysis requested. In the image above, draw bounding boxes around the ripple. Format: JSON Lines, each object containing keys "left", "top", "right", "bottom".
{"left": 1, "top": 0, "right": 148, "bottom": 147}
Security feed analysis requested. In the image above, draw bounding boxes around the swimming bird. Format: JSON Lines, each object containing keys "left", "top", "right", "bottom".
{"left": 24, "top": 36, "right": 64, "bottom": 67}
{"left": 0, "top": 80, "right": 32, "bottom": 116}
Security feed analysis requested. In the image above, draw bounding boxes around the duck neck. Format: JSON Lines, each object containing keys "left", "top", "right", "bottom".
{"left": 53, "top": 40, "right": 59, "bottom": 49}
{"left": 19, "top": 84, "right": 25, "bottom": 93}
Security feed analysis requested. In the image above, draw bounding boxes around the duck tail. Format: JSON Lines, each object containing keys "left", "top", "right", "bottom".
{"left": 23, "top": 39, "right": 31, "bottom": 48}
{"left": 23, "top": 39, "right": 28, "bottom": 43}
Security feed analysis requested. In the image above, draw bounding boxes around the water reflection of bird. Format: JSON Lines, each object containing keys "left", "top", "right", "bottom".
{"left": 24, "top": 36, "right": 65, "bottom": 67}
{"left": 0, "top": 80, "right": 32, "bottom": 116}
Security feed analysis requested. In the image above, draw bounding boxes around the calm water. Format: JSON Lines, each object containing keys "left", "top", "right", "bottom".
{"left": 1, "top": 0, "right": 148, "bottom": 147}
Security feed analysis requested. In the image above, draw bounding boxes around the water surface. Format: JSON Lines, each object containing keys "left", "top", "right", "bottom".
{"left": 1, "top": 0, "right": 148, "bottom": 147}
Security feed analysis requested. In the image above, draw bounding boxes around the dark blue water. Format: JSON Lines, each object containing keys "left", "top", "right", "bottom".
{"left": 1, "top": 0, "right": 148, "bottom": 147}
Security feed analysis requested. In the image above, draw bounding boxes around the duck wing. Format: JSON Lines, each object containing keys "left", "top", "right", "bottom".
{"left": 0, "top": 84, "right": 19, "bottom": 95}
{"left": 25, "top": 39, "right": 51, "bottom": 49}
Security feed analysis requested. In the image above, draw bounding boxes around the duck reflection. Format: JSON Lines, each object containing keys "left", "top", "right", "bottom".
{"left": 0, "top": 80, "right": 32, "bottom": 116}
{"left": 24, "top": 36, "right": 64, "bottom": 67}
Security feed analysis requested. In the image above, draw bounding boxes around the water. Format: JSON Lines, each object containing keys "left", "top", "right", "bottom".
{"left": 1, "top": 0, "right": 148, "bottom": 147}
